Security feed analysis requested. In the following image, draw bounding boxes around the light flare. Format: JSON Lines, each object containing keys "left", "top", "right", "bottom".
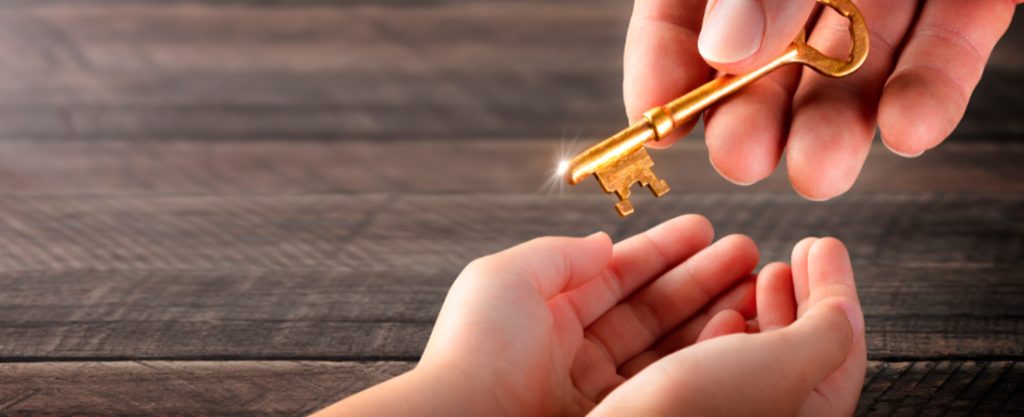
{"left": 556, "top": 160, "right": 569, "bottom": 177}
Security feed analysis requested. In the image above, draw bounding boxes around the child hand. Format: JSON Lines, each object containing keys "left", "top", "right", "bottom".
{"left": 591, "top": 237, "right": 866, "bottom": 417}
{"left": 420, "top": 214, "right": 763, "bottom": 416}
{"left": 316, "top": 214, "right": 763, "bottom": 416}
{"left": 315, "top": 216, "right": 866, "bottom": 417}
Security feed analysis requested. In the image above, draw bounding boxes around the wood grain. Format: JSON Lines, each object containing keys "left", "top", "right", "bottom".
{"left": 0, "top": 0, "right": 631, "bottom": 140}
{"left": 856, "top": 361, "right": 1024, "bottom": 417}
{"left": 0, "top": 193, "right": 1019, "bottom": 360}
{"left": 0, "top": 193, "right": 1018, "bottom": 273}
{"left": 0, "top": 361, "right": 414, "bottom": 417}
{"left": 0, "top": 360, "right": 1020, "bottom": 416}
{"left": 0, "top": 142, "right": 1021, "bottom": 195}
{"left": 0, "top": 2, "right": 1017, "bottom": 140}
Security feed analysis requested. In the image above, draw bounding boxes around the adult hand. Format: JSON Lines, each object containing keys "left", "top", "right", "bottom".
{"left": 625, "top": 0, "right": 1020, "bottom": 199}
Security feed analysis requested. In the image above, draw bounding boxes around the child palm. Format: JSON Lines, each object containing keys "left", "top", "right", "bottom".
{"left": 421, "top": 215, "right": 765, "bottom": 416}
{"left": 322, "top": 214, "right": 866, "bottom": 417}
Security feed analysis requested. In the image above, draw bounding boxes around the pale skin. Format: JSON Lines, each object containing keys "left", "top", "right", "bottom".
{"left": 628, "top": 0, "right": 1022, "bottom": 200}
{"left": 312, "top": 214, "right": 866, "bottom": 417}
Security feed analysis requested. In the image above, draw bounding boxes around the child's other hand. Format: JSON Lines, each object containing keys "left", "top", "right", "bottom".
{"left": 591, "top": 237, "right": 866, "bottom": 417}
{"left": 418, "top": 214, "right": 763, "bottom": 416}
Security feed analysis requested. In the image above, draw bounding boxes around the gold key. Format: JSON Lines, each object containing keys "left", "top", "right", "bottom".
{"left": 562, "top": 0, "right": 869, "bottom": 217}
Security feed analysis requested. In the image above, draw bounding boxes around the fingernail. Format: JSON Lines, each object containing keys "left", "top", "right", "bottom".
{"left": 889, "top": 146, "right": 925, "bottom": 158}
{"left": 837, "top": 301, "right": 865, "bottom": 337}
{"left": 698, "top": 0, "right": 765, "bottom": 64}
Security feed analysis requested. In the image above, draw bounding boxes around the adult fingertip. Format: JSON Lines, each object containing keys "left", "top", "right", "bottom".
{"left": 706, "top": 143, "right": 773, "bottom": 186}
{"left": 786, "top": 92, "right": 874, "bottom": 202}
{"left": 703, "top": 81, "right": 788, "bottom": 186}
{"left": 884, "top": 141, "right": 926, "bottom": 158}
{"left": 878, "top": 71, "right": 962, "bottom": 158}
{"left": 787, "top": 162, "right": 856, "bottom": 202}
{"left": 787, "top": 156, "right": 858, "bottom": 201}
{"left": 699, "top": 0, "right": 816, "bottom": 74}
{"left": 698, "top": 0, "right": 765, "bottom": 65}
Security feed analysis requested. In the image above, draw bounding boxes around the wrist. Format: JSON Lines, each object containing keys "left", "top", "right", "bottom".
{"left": 407, "top": 362, "right": 510, "bottom": 417}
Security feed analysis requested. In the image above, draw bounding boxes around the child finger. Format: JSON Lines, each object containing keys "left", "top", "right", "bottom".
{"left": 756, "top": 261, "right": 796, "bottom": 330}
{"left": 616, "top": 276, "right": 755, "bottom": 377}
{"left": 696, "top": 309, "right": 747, "bottom": 342}
{"left": 790, "top": 236, "right": 817, "bottom": 316}
{"left": 569, "top": 214, "right": 714, "bottom": 327}
{"left": 584, "top": 234, "right": 758, "bottom": 366}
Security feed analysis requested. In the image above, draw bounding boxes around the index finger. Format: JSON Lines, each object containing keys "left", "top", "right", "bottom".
{"left": 624, "top": 0, "right": 712, "bottom": 147}
{"left": 565, "top": 214, "right": 714, "bottom": 327}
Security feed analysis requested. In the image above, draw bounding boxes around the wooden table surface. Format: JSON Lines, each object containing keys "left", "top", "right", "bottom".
{"left": 0, "top": 1, "right": 1021, "bottom": 416}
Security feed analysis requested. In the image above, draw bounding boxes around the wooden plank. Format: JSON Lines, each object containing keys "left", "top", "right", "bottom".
{"left": 0, "top": 267, "right": 1019, "bottom": 360}
{"left": 0, "top": 193, "right": 1018, "bottom": 273}
{"left": 0, "top": 141, "right": 1020, "bottom": 195}
{"left": 0, "top": 360, "right": 1019, "bottom": 416}
{"left": 0, "top": 271, "right": 1019, "bottom": 360}
{"left": 0, "top": 1, "right": 633, "bottom": 140}
{"left": 0, "top": 361, "right": 415, "bottom": 417}
{"left": 0, "top": 194, "right": 1019, "bottom": 359}
{"left": 960, "top": 11, "right": 1024, "bottom": 141}
{"left": 856, "top": 361, "right": 1024, "bottom": 417}
{"left": 0, "top": 2, "right": 1016, "bottom": 140}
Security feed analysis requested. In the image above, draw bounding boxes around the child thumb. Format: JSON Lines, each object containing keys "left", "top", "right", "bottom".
{"left": 772, "top": 298, "right": 862, "bottom": 391}
{"left": 698, "top": 0, "right": 816, "bottom": 72}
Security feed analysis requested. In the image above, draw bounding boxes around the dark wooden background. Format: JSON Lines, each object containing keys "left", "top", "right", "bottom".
{"left": 0, "top": 1, "right": 1021, "bottom": 416}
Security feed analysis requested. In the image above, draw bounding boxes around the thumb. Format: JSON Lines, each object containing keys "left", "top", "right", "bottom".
{"left": 456, "top": 231, "right": 613, "bottom": 300}
{"left": 697, "top": 0, "right": 816, "bottom": 73}
{"left": 771, "top": 297, "right": 861, "bottom": 392}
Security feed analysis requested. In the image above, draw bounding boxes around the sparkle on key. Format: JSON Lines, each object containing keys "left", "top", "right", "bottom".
{"left": 556, "top": 160, "right": 569, "bottom": 176}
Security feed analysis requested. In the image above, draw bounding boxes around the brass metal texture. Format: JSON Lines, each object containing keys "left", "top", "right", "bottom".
{"left": 564, "top": 0, "right": 869, "bottom": 216}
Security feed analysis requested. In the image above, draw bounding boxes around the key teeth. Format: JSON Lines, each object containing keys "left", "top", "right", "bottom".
{"left": 648, "top": 178, "right": 670, "bottom": 197}
{"left": 590, "top": 148, "right": 670, "bottom": 217}
{"left": 614, "top": 199, "right": 635, "bottom": 217}
{"left": 612, "top": 178, "right": 668, "bottom": 217}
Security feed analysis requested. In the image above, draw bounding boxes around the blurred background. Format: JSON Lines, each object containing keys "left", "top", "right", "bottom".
{"left": 1, "top": 0, "right": 1020, "bottom": 143}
